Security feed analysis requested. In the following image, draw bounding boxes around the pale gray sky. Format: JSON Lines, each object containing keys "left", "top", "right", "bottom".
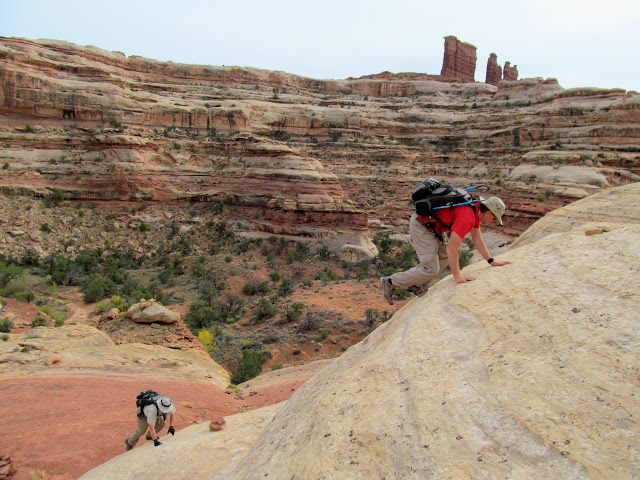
{"left": 2, "top": 0, "right": 639, "bottom": 91}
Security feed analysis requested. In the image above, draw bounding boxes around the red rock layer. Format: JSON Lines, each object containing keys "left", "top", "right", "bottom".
{"left": 503, "top": 62, "right": 518, "bottom": 81}
{"left": 440, "top": 36, "right": 477, "bottom": 83}
{"left": 485, "top": 53, "right": 502, "bottom": 86}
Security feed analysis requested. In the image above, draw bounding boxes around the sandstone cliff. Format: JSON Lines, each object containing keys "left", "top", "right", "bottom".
{"left": 78, "top": 183, "right": 640, "bottom": 479}
{"left": 1, "top": 36, "right": 639, "bottom": 257}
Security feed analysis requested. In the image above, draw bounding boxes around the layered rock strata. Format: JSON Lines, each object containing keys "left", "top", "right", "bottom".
{"left": 0, "top": 36, "right": 639, "bottom": 250}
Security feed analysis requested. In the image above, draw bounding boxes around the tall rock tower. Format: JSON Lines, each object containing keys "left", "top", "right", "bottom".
{"left": 440, "top": 35, "right": 477, "bottom": 83}
{"left": 485, "top": 53, "right": 502, "bottom": 86}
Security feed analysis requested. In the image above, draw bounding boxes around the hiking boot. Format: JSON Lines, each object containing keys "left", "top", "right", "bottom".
{"left": 124, "top": 438, "right": 133, "bottom": 451}
{"left": 381, "top": 277, "right": 395, "bottom": 305}
{"left": 407, "top": 285, "right": 428, "bottom": 297}
{"left": 146, "top": 433, "right": 153, "bottom": 441}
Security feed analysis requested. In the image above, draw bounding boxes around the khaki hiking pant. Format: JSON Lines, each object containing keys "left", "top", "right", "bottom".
{"left": 127, "top": 413, "right": 166, "bottom": 447}
{"left": 390, "top": 213, "right": 449, "bottom": 289}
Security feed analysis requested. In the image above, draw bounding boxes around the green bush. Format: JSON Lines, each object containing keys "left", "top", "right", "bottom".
{"left": 231, "top": 349, "right": 267, "bottom": 384}
{"left": 254, "top": 297, "right": 275, "bottom": 322}
{"left": 271, "top": 363, "right": 283, "bottom": 371}
{"left": 0, "top": 262, "right": 23, "bottom": 289}
{"left": 12, "top": 291, "right": 35, "bottom": 303}
{"left": 0, "top": 319, "right": 14, "bottom": 333}
{"left": 31, "top": 316, "right": 48, "bottom": 327}
{"left": 81, "top": 275, "right": 117, "bottom": 303}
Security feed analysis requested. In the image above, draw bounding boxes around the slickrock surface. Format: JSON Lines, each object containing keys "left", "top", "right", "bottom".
{"left": 78, "top": 403, "right": 285, "bottom": 480}
{"left": 75, "top": 187, "right": 640, "bottom": 479}
{"left": 205, "top": 184, "right": 638, "bottom": 479}
{"left": 0, "top": 324, "right": 229, "bottom": 386}
{"left": 511, "top": 181, "right": 640, "bottom": 248}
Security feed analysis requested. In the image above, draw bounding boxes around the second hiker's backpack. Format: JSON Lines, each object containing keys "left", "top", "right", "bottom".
{"left": 136, "top": 389, "right": 160, "bottom": 417}
{"left": 412, "top": 178, "right": 477, "bottom": 217}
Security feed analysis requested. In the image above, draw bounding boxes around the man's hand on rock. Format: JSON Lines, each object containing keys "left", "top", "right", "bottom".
{"left": 455, "top": 275, "right": 477, "bottom": 284}
{"left": 490, "top": 260, "right": 512, "bottom": 267}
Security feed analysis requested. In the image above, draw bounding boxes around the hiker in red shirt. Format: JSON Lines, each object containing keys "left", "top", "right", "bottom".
{"left": 381, "top": 196, "right": 511, "bottom": 305}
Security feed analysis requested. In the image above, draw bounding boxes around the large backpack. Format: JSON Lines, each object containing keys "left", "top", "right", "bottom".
{"left": 412, "top": 178, "right": 478, "bottom": 218}
{"left": 136, "top": 389, "right": 160, "bottom": 418}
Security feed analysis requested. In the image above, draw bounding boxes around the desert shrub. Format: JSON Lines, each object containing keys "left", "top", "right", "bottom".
{"left": 12, "top": 291, "right": 35, "bottom": 303}
{"left": 365, "top": 308, "right": 379, "bottom": 326}
{"left": 185, "top": 296, "right": 245, "bottom": 332}
{"left": 1, "top": 275, "right": 29, "bottom": 298}
{"left": 277, "top": 276, "right": 293, "bottom": 297}
{"left": 40, "top": 222, "right": 52, "bottom": 233}
{"left": 315, "top": 268, "right": 337, "bottom": 282}
{"left": 81, "top": 275, "right": 117, "bottom": 303}
{"left": 242, "top": 282, "right": 256, "bottom": 295}
{"left": 320, "top": 329, "right": 330, "bottom": 340}
{"left": 43, "top": 189, "right": 68, "bottom": 207}
{"left": 298, "top": 312, "right": 320, "bottom": 332}
{"left": 254, "top": 297, "right": 275, "bottom": 322}
{"left": 0, "top": 262, "right": 23, "bottom": 289}
{"left": 285, "top": 302, "right": 305, "bottom": 322}
{"left": 197, "top": 329, "right": 215, "bottom": 350}
{"left": 269, "top": 271, "right": 280, "bottom": 282}
{"left": 271, "top": 363, "right": 283, "bottom": 371}
{"left": 20, "top": 249, "right": 40, "bottom": 267}
{"left": 231, "top": 349, "right": 267, "bottom": 384}
{"left": 31, "top": 316, "right": 48, "bottom": 327}
{"left": 0, "top": 319, "right": 13, "bottom": 333}
{"left": 394, "top": 288, "right": 412, "bottom": 300}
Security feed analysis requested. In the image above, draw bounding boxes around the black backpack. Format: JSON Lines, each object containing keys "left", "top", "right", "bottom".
{"left": 412, "top": 178, "right": 478, "bottom": 217}
{"left": 136, "top": 389, "right": 160, "bottom": 418}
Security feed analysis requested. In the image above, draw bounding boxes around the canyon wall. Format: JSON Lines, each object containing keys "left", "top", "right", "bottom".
{"left": 0, "top": 36, "right": 639, "bottom": 257}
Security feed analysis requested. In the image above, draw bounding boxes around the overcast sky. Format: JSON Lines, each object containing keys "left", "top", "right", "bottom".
{"left": 2, "top": 0, "right": 639, "bottom": 92}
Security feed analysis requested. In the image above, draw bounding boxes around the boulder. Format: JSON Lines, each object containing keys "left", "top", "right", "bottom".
{"left": 126, "top": 300, "right": 180, "bottom": 324}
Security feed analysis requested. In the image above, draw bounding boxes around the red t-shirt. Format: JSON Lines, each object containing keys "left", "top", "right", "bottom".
{"left": 419, "top": 205, "right": 480, "bottom": 239}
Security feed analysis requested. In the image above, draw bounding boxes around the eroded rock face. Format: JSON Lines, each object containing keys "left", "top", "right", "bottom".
{"left": 440, "top": 35, "right": 477, "bottom": 83}
{"left": 209, "top": 184, "right": 640, "bottom": 479}
{"left": 0, "top": 324, "right": 230, "bottom": 386}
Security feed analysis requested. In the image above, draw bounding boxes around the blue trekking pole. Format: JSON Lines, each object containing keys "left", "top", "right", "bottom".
{"left": 432, "top": 185, "right": 485, "bottom": 210}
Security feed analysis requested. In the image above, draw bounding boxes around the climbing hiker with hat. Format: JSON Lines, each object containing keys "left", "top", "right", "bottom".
{"left": 381, "top": 179, "right": 512, "bottom": 305}
{"left": 125, "top": 390, "right": 176, "bottom": 450}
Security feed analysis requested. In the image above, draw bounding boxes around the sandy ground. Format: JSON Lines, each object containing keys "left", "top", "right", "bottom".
{"left": 0, "top": 374, "right": 307, "bottom": 479}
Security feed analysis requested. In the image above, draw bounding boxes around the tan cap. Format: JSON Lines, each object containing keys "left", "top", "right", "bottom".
{"left": 479, "top": 196, "right": 505, "bottom": 226}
